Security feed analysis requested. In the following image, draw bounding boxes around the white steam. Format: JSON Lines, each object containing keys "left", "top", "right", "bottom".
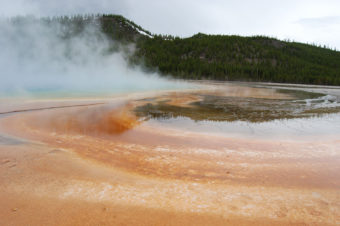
{"left": 0, "top": 16, "right": 181, "bottom": 97}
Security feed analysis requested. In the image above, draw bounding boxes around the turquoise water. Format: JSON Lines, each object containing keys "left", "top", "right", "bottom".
{"left": 0, "top": 79, "right": 192, "bottom": 99}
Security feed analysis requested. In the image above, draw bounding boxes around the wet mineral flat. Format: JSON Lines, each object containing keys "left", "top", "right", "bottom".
{"left": 0, "top": 82, "right": 339, "bottom": 226}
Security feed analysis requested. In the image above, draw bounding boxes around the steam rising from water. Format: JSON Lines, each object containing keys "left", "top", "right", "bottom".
{"left": 0, "top": 16, "right": 182, "bottom": 97}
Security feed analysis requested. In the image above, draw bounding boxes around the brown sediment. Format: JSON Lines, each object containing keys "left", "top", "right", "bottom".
{"left": 133, "top": 83, "right": 294, "bottom": 111}
{"left": 154, "top": 92, "right": 203, "bottom": 108}
{"left": 0, "top": 85, "right": 340, "bottom": 225}
{"left": 193, "top": 82, "right": 295, "bottom": 100}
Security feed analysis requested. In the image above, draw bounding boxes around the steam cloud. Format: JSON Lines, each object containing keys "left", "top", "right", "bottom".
{"left": 0, "top": 16, "right": 181, "bottom": 97}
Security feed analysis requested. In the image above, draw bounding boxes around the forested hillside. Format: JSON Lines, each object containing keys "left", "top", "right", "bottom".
{"left": 6, "top": 14, "right": 340, "bottom": 85}
{"left": 136, "top": 34, "right": 340, "bottom": 85}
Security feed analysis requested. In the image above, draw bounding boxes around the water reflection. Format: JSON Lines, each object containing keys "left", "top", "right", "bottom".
{"left": 146, "top": 113, "right": 340, "bottom": 139}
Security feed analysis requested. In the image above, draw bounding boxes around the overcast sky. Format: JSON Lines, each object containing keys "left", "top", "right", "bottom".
{"left": 1, "top": 0, "right": 340, "bottom": 49}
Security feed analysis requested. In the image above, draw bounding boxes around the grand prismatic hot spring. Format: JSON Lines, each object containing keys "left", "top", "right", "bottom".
{"left": 0, "top": 81, "right": 339, "bottom": 225}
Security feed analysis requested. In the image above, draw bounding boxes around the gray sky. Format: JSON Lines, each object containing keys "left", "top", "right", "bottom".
{"left": 1, "top": 0, "right": 340, "bottom": 49}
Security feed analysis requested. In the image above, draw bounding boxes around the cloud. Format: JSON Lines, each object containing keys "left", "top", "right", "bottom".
{"left": 296, "top": 16, "right": 340, "bottom": 27}
{"left": 291, "top": 16, "right": 340, "bottom": 49}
